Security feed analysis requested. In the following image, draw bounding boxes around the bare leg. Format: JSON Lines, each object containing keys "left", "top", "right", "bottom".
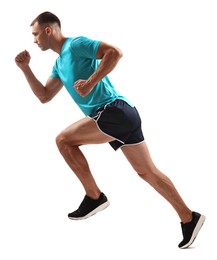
{"left": 56, "top": 117, "right": 114, "bottom": 199}
{"left": 56, "top": 117, "right": 192, "bottom": 222}
{"left": 121, "top": 142, "right": 192, "bottom": 223}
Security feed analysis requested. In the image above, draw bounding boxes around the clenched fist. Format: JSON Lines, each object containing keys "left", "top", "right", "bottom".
{"left": 15, "top": 50, "right": 31, "bottom": 69}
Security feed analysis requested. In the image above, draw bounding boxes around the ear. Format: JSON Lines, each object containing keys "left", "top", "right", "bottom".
{"left": 45, "top": 26, "right": 52, "bottom": 35}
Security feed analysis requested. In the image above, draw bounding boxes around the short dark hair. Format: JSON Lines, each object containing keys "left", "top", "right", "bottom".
{"left": 30, "top": 11, "right": 61, "bottom": 28}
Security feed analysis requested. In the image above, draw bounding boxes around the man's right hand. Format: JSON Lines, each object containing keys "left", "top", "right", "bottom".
{"left": 15, "top": 50, "right": 31, "bottom": 70}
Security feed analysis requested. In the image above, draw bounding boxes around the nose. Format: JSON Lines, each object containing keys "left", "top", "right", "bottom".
{"left": 33, "top": 37, "right": 38, "bottom": 44}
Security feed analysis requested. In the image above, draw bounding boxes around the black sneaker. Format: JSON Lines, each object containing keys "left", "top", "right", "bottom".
{"left": 178, "top": 211, "right": 206, "bottom": 249}
{"left": 68, "top": 192, "right": 110, "bottom": 220}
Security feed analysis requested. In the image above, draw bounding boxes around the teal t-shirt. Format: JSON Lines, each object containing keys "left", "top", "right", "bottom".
{"left": 50, "top": 36, "right": 133, "bottom": 116}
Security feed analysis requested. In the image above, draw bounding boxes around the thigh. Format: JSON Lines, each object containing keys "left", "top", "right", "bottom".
{"left": 59, "top": 116, "right": 115, "bottom": 145}
{"left": 121, "top": 141, "right": 156, "bottom": 172}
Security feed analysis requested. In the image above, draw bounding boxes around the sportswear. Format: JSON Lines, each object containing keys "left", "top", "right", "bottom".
{"left": 50, "top": 36, "right": 133, "bottom": 115}
{"left": 68, "top": 192, "right": 109, "bottom": 220}
{"left": 178, "top": 211, "right": 205, "bottom": 249}
{"left": 90, "top": 99, "right": 144, "bottom": 150}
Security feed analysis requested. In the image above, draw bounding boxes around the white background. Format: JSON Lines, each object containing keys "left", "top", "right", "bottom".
{"left": 1, "top": 0, "right": 216, "bottom": 259}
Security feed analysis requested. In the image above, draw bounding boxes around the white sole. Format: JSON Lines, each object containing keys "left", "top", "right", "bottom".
{"left": 180, "top": 214, "right": 206, "bottom": 249}
{"left": 68, "top": 201, "right": 110, "bottom": 220}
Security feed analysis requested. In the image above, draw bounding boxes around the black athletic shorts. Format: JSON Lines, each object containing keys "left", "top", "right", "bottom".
{"left": 89, "top": 99, "right": 145, "bottom": 150}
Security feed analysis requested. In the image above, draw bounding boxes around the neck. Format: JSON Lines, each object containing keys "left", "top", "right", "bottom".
{"left": 52, "top": 34, "right": 67, "bottom": 54}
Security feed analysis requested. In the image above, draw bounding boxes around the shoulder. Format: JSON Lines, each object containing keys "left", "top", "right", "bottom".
{"left": 69, "top": 36, "right": 101, "bottom": 57}
{"left": 70, "top": 36, "right": 100, "bottom": 47}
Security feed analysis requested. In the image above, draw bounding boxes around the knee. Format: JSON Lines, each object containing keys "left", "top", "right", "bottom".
{"left": 136, "top": 166, "right": 158, "bottom": 182}
{"left": 136, "top": 169, "right": 149, "bottom": 181}
{"left": 131, "top": 163, "right": 149, "bottom": 180}
{"left": 56, "top": 132, "right": 69, "bottom": 150}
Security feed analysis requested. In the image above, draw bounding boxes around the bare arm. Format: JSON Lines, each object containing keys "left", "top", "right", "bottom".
{"left": 15, "top": 50, "right": 63, "bottom": 103}
{"left": 74, "top": 42, "right": 123, "bottom": 97}
{"left": 88, "top": 41, "right": 123, "bottom": 86}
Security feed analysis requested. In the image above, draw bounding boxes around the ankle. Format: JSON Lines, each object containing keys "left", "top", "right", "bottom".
{"left": 181, "top": 211, "right": 193, "bottom": 224}
{"left": 86, "top": 191, "right": 101, "bottom": 200}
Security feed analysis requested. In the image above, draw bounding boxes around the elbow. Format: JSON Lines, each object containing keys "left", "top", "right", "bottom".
{"left": 39, "top": 96, "right": 51, "bottom": 104}
{"left": 107, "top": 47, "right": 123, "bottom": 63}
{"left": 118, "top": 48, "right": 123, "bottom": 59}
{"left": 37, "top": 89, "right": 53, "bottom": 103}
{"left": 114, "top": 47, "right": 123, "bottom": 60}
{"left": 40, "top": 99, "right": 48, "bottom": 104}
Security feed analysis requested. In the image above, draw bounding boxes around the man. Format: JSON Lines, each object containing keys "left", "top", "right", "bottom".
{"left": 15, "top": 11, "right": 205, "bottom": 248}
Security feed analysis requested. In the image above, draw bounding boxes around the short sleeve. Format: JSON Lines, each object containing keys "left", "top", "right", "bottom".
{"left": 50, "top": 61, "right": 60, "bottom": 79}
{"left": 71, "top": 36, "right": 101, "bottom": 59}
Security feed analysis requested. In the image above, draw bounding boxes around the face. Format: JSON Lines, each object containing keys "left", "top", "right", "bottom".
{"left": 32, "top": 22, "right": 51, "bottom": 51}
